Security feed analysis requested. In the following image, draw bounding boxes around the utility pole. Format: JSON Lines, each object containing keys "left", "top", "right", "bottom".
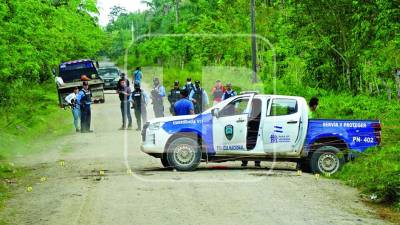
{"left": 251, "top": 0, "right": 257, "bottom": 83}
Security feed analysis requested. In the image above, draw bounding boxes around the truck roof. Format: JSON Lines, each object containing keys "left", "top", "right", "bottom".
{"left": 60, "top": 59, "right": 94, "bottom": 66}
{"left": 239, "top": 92, "right": 305, "bottom": 100}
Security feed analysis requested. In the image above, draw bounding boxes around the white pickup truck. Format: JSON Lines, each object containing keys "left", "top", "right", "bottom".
{"left": 141, "top": 93, "right": 381, "bottom": 174}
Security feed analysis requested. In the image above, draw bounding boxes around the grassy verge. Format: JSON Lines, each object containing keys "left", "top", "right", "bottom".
{"left": 128, "top": 66, "right": 400, "bottom": 210}
{"left": 0, "top": 82, "right": 71, "bottom": 209}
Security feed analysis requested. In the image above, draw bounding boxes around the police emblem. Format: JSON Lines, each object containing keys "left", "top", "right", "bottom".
{"left": 225, "top": 125, "right": 234, "bottom": 141}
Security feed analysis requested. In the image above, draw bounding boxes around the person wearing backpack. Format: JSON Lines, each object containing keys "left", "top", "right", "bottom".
{"left": 189, "top": 80, "right": 209, "bottom": 114}
{"left": 131, "top": 83, "right": 149, "bottom": 131}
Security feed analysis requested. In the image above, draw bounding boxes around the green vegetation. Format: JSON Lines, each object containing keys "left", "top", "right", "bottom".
{"left": 105, "top": 0, "right": 400, "bottom": 209}
{"left": 0, "top": 0, "right": 105, "bottom": 207}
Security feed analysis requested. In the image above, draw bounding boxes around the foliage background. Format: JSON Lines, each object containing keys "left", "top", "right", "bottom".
{"left": 105, "top": 0, "right": 400, "bottom": 209}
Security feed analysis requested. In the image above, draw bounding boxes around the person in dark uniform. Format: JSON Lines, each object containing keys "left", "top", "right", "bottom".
{"left": 131, "top": 83, "right": 149, "bottom": 131}
{"left": 174, "top": 89, "right": 195, "bottom": 116}
{"left": 222, "top": 82, "right": 237, "bottom": 100}
{"left": 117, "top": 73, "right": 130, "bottom": 89}
{"left": 150, "top": 77, "right": 166, "bottom": 118}
{"left": 76, "top": 81, "right": 93, "bottom": 133}
{"left": 167, "top": 80, "right": 181, "bottom": 115}
{"left": 182, "top": 77, "right": 195, "bottom": 94}
{"left": 189, "top": 80, "right": 209, "bottom": 114}
{"left": 117, "top": 80, "right": 132, "bottom": 130}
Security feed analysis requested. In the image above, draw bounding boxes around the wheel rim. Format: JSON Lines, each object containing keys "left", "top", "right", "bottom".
{"left": 173, "top": 144, "right": 196, "bottom": 166}
{"left": 317, "top": 153, "right": 339, "bottom": 173}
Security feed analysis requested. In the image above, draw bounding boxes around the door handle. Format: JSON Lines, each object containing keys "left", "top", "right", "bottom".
{"left": 287, "top": 120, "right": 298, "bottom": 124}
{"left": 236, "top": 118, "right": 245, "bottom": 123}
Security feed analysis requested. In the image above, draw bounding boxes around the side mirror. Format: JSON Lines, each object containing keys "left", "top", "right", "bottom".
{"left": 51, "top": 68, "right": 56, "bottom": 76}
{"left": 211, "top": 108, "right": 220, "bottom": 118}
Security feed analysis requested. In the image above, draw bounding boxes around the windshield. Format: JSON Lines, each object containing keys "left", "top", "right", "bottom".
{"left": 98, "top": 68, "right": 119, "bottom": 78}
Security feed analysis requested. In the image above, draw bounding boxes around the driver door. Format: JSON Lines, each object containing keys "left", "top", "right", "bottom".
{"left": 213, "top": 97, "right": 251, "bottom": 152}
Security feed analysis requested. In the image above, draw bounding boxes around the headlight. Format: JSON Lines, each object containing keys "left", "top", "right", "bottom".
{"left": 114, "top": 77, "right": 120, "bottom": 82}
{"left": 148, "top": 122, "right": 162, "bottom": 130}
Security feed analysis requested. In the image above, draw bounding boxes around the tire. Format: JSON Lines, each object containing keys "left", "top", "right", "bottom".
{"left": 100, "top": 99, "right": 105, "bottom": 103}
{"left": 310, "top": 146, "right": 345, "bottom": 175}
{"left": 166, "top": 136, "right": 201, "bottom": 171}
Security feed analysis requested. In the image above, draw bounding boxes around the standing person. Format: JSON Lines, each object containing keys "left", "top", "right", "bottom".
{"left": 308, "top": 96, "right": 319, "bottom": 119}
{"left": 117, "top": 73, "right": 130, "bottom": 89}
{"left": 131, "top": 83, "right": 149, "bottom": 131}
{"left": 167, "top": 80, "right": 181, "bottom": 115}
{"left": 117, "top": 80, "right": 132, "bottom": 130}
{"left": 65, "top": 87, "right": 80, "bottom": 132}
{"left": 55, "top": 75, "right": 64, "bottom": 86}
{"left": 182, "top": 77, "right": 195, "bottom": 94}
{"left": 133, "top": 67, "right": 143, "bottom": 85}
{"left": 211, "top": 80, "right": 225, "bottom": 104}
{"left": 174, "top": 89, "right": 195, "bottom": 116}
{"left": 76, "top": 81, "right": 93, "bottom": 133}
{"left": 222, "top": 82, "right": 237, "bottom": 100}
{"left": 189, "top": 80, "right": 209, "bottom": 114}
{"left": 151, "top": 77, "right": 166, "bottom": 118}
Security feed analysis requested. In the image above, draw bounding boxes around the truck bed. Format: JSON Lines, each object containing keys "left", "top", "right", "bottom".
{"left": 305, "top": 119, "right": 381, "bottom": 153}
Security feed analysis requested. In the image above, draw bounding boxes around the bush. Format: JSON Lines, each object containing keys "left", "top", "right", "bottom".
{"left": 337, "top": 145, "right": 400, "bottom": 209}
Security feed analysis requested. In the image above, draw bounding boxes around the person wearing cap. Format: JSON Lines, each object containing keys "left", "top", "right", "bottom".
{"left": 189, "top": 80, "right": 209, "bottom": 114}
{"left": 65, "top": 87, "right": 80, "bottom": 132}
{"left": 117, "top": 80, "right": 132, "bottom": 130}
{"left": 167, "top": 80, "right": 181, "bottom": 115}
{"left": 131, "top": 83, "right": 149, "bottom": 130}
{"left": 76, "top": 81, "right": 93, "bottom": 133}
{"left": 133, "top": 67, "right": 143, "bottom": 85}
{"left": 211, "top": 79, "right": 225, "bottom": 105}
{"left": 222, "top": 83, "right": 237, "bottom": 101}
{"left": 150, "top": 77, "right": 166, "bottom": 118}
{"left": 174, "top": 89, "right": 195, "bottom": 116}
{"left": 182, "top": 77, "right": 195, "bottom": 94}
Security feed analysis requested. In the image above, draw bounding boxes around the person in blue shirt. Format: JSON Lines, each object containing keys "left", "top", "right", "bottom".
{"left": 133, "top": 67, "right": 142, "bottom": 85}
{"left": 76, "top": 81, "right": 93, "bottom": 133}
{"left": 150, "top": 77, "right": 166, "bottom": 117}
{"left": 189, "top": 80, "right": 209, "bottom": 114}
{"left": 222, "top": 82, "right": 237, "bottom": 100}
{"left": 174, "top": 89, "right": 195, "bottom": 116}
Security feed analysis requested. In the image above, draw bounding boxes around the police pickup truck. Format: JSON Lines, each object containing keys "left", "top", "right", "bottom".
{"left": 141, "top": 93, "right": 381, "bottom": 174}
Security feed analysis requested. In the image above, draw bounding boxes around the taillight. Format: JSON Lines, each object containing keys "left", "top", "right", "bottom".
{"left": 371, "top": 122, "right": 381, "bottom": 145}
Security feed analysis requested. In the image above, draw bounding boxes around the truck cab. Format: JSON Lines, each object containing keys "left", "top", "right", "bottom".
{"left": 141, "top": 93, "right": 381, "bottom": 174}
{"left": 55, "top": 59, "right": 105, "bottom": 107}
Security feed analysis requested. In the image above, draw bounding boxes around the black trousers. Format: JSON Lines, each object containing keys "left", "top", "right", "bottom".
{"left": 134, "top": 107, "right": 147, "bottom": 129}
{"left": 120, "top": 101, "right": 132, "bottom": 127}
{"left": 80, "top": 106, "right": 91, "bottom": 132}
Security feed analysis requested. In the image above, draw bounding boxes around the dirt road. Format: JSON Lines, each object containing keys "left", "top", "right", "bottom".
{"left": 0, "top": 87, "right": 390, "bottom": 225}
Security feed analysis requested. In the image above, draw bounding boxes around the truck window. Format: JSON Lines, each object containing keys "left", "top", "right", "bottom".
{"left": 269, "top": 98, "right": 298, "bottom": 116}
{"left": 219, "top": 97, "right": 249, "bottom": 117}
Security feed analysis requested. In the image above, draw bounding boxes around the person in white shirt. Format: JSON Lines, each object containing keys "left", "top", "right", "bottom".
{"left": 65, "top": 87, "right": 80, "bottom": 132}
{"left": 55, "top": 76, "right": 64, "bottom": 86}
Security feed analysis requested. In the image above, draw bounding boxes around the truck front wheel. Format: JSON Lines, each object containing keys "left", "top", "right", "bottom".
{"left": 166, "top": 136, "right": 201, "bottom": 171}
{"left": 310, "top": 146, "right": 345, "bottom": 175}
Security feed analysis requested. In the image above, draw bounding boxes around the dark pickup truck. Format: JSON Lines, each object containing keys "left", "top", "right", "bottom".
{"left": 55, "top": 59, "right": 105, "bottom": 107}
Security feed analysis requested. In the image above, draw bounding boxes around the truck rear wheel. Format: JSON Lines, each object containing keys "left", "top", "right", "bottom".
{"left": 166, "top": 136, "right": 201, "bottom": 171}
{"left": 310, "top": 146, "right": 345, "bottom": 175}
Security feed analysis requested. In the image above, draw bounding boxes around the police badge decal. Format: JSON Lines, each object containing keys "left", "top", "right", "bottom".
{"left": 225, "top": 125, "right": 234, "bottom": 141}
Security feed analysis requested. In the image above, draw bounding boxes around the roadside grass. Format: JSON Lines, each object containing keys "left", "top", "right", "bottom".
{"left": 128, "top": 66, "right": 400, "bottom": 210}
{"left": 0, "top": 82, "right": 71, "bottom": 210}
